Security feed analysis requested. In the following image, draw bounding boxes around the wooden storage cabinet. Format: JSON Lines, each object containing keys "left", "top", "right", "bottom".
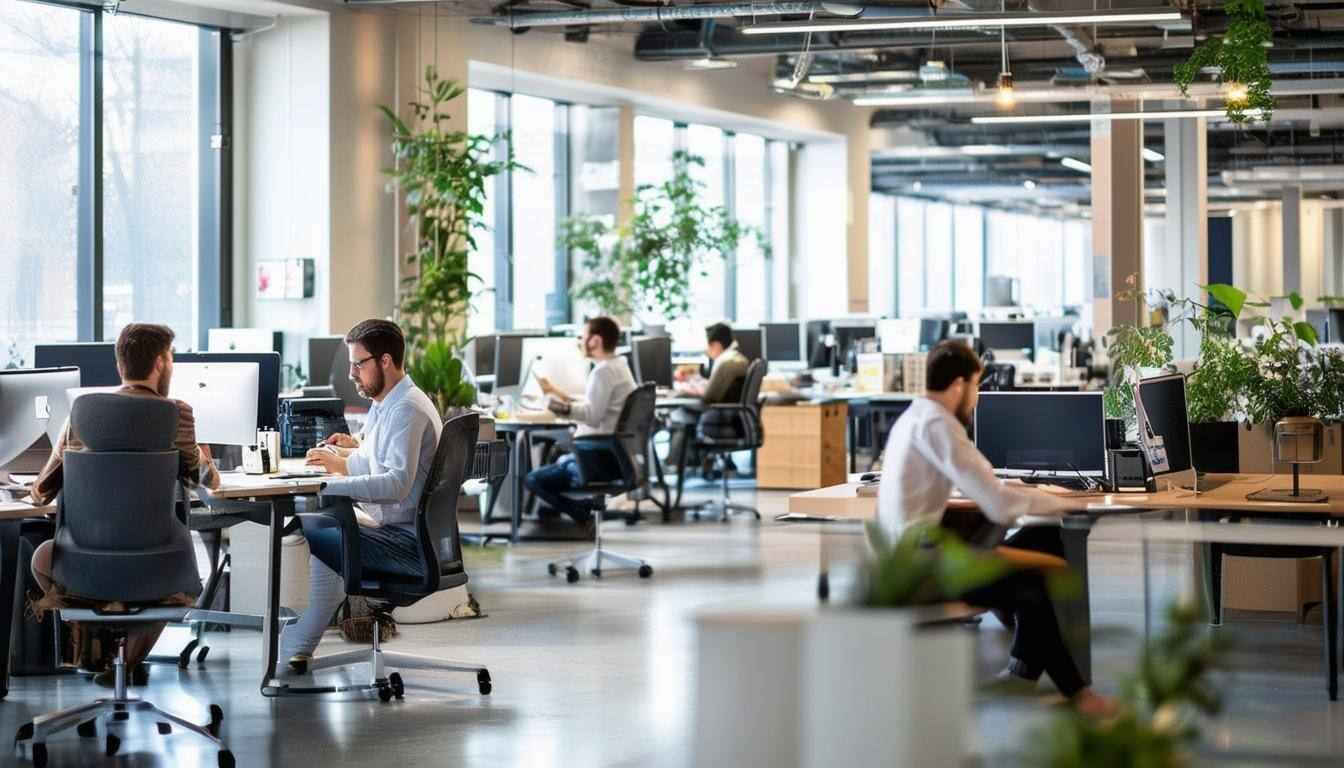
{"left": 757, "top": 403, "right": 848, "bottom": 490}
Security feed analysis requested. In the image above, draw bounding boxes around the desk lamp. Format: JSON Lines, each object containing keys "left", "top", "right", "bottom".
{"left": 1246, "top": 417, "right": 1329, "bottom": 503}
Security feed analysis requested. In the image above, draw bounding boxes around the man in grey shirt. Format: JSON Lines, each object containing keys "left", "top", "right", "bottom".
{"left": 281, "top": 319, "right": 442, "bottom": 672}
{"left": 526, "top": 316, "right": 636, "bottom": 529}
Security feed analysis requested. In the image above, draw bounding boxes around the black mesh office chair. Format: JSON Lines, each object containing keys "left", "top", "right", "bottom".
{"left": 14, "top": 394, "right": 232, "bottom": 767}
{"left": 690, "top": 359, "right": 765, "bottom": 522}
{"left": 547, "top": 383, "right": 657, "bottom": 583}
{"left": 980, "top": 362, "right": 1016, "bottom": 392}
{"left": 285, "top": 412, "right": 491, "bottom": 700}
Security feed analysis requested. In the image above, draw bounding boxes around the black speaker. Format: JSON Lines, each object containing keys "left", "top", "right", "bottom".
{"left": 1107, "top": 447, "right": 1152, "bottom": 492}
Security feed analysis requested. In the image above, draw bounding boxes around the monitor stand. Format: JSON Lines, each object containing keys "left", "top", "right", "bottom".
{"left": 1246, "top": 464, "right": 1329, "bottom": 503}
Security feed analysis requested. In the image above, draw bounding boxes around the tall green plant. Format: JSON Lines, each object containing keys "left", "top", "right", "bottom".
{"left": 565, "top": 151, "right": 764, "bottom": 321}
{"left": 1102, "top": 276, "right": 1176, "bottom": 427}
{"left": 1173, "top": 0, "right": 1274, "bottom": 123}
{"left": 380, "top": 66, "right": 517, "bottom": 410}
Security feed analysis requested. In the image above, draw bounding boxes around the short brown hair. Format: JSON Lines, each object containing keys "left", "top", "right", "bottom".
{"left": 115, "top": 323, "right": 175, "bottom": 381}
{"left": 345, "top": 319, "right": 405, "bottom": 368}
{"left": 705, "top": 322, "right": 733, "bottom": 348}
{"left": 925, "top": 339, "right": 983, "bottom": 392}
{"left": 586, "top": 316, "right": 621, "bottom": 353}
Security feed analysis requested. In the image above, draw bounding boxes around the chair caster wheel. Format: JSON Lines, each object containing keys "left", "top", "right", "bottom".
{"left": 477, "top": 670, "right": 492, "bottom": 695}
{"left": 208, "top": 704, "right": 224, "bottom": 737}
{"left": 77, "top": 720, "right": 97, "bottom": 738}
{"left": 197, "top": 645, "right": 211, "bottom": 664}
{"left": 389, "top": 672, "right": 405, "bottom": 699}
{"left": 377, "top": 684, "right": 394, "bottom": 703}
{"left": 157, "top": 722, "right": 172, "bottom": 735}
{"left": 219, "top": 749, "right": 236, "bottom": 768}
{"left": 547, "top": 563, "right": 558, "bottom": 576}
{"left": 638, "top": 564, "right": 653, "bottom": 578}
{"left": 111, "top": 711, "right": 130, "bottom": 722}
{"left": 105, "top": 733, "right": 121, "bottom": 756}
{"left": 591, "top": 568, "right": 602, "bottom": 578}
{"left": 179, "top": 639, "right": 199, "bottom": 669}
{"left": 566, "top": 567, "right": 579, "bottom": 583}
{"left": 31, "top": 743, "right": 47, "bottom": 768}
{"left": 15, "top": 722, "right": 33, "bottom": 743}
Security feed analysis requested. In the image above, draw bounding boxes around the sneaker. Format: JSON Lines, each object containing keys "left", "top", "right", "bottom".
{"left": 287, "top": 654, "right": 311, "bottom": 676}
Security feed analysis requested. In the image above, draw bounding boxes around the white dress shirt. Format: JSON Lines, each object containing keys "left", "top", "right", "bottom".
{"left": 568, "top": 356, "right": 637, "bottom": 437}
{"left": 878, "top": 396, "right": 1070, "bottom": 538}
{"left": 321, "top": 375, "right": 443, "bottom": 528}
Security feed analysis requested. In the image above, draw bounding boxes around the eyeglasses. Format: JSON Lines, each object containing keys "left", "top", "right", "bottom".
{"left": 349, "top": 355, "right": 377, "bottom": 373}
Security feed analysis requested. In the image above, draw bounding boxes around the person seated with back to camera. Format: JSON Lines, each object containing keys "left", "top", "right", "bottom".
{"left": 878, "top": 340, "right": 1117, "bottom": 717}
{"left": 524, "top": 316, "right": 636, "bottom": 536}
{"left": 281, "top": 318, "right": 443, "bottom": 674}
{"left": 28, "top": 322, "right": 222, "bottom": 687}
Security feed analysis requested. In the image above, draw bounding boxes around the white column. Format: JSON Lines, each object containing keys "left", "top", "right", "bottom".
{"left": 1090, "top": 106, "right": 1145, "bottom": 335}
{"left": 1283, "top": 185, "right": 1303, "bottom": 295}
{"left": 1162, "top": 118, "right": 1208, "bottom": 359}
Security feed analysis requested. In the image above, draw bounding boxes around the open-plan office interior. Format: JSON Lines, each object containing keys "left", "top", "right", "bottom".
{"left": 5, "top": 0, "right": 1344, "bottom": 765}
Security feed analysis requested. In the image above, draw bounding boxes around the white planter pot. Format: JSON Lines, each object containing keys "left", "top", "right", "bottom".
{"left": 801, "top": 609, "right": 974, "bottom": 768}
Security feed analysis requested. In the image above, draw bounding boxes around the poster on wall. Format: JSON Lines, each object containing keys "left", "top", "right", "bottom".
{"left": 256, "top": 259, "right": 315, "bottom": 300}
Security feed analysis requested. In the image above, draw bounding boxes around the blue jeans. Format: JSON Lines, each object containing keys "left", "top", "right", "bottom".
{"left": 524, "top": 456, "right": 590, "bottom": 523}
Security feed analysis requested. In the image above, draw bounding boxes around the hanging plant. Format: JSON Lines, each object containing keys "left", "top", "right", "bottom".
{"left": 1173, "top": 0, "right": 1275, "bottom": 123}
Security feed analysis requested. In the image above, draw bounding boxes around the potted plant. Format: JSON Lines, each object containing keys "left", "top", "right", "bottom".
{"left": 1102, "top": 276, "right": 1177, "bottom": 438}
{"left": 379, "top": 66, "right": 518, "bottom": 416}
{"left": 1174, "top": 0, "right": 1274, "bottom": 124}
{"left": 563, "top": 150, "right": 764, "bottom": 322}
{"left": 1032, "top": 601, "right": 1229, "bottom": 767}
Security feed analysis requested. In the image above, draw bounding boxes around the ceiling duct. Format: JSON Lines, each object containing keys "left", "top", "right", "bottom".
{"left": 470, "top": 2, "right": 863, "bottom": 30}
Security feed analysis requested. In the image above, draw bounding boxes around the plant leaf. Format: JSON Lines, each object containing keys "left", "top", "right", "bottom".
{"left": 1294, "top": 321, "right": 1319, "bottom": 346}
{"left": 1204, "top": 283, "right": 1247, "bottom": 318}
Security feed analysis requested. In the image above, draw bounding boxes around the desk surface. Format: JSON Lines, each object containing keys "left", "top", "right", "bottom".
{"left": 211, "top": 458, "right": 330, "bottom": 499}
{"left": 0, "top": 500, "right": 53, "bottom": 520}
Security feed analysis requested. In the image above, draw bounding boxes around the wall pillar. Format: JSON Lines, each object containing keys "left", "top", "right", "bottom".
{"left": 1162, "top": 117, "right": 1208, "bottom": 358}
{"left": 1090, "top": 104, "right": 1145, "bottom": 335}
{"left": 1283, "top": 185, "right": 1303, "bottom": 295}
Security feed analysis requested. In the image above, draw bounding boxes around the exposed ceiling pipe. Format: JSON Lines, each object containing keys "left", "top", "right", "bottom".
{"left": 467, "top": 1, "right": 863, "bottom": 29}
{"left": 854, "top": 76, "right": 1344, "bottom": 108}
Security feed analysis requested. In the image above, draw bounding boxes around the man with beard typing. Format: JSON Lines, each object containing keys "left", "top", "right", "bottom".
{"left": 279, "top": 319, "right": 443, "bottom": 673}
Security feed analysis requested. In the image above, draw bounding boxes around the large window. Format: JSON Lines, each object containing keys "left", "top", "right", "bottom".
{"left": 1, "top": 1, "right": 228, "bottom": 365}
{"left": 466, "top": 88, "right": 498, "bottom": 338}
{"left": 509, "top": 94, "right": 559, "bottom": 330}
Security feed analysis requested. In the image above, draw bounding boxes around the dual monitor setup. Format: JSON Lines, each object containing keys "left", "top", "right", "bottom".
{"left": 973, "top": 373, "right": 1196, "bottom": 491}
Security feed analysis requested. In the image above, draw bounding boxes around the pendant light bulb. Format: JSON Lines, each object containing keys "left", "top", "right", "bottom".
{"left": 996, "top": 71, "right": 1016, "bottom": 108}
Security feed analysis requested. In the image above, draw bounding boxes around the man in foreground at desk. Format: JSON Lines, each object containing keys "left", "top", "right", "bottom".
{"left": 878, "top": 340, "right": 1114, "bottom": 716}
{"left": 282, "top": 319, "right": 442, "bottom": 673}
{"left": 29, "top": 322, "right": 221, "bottom": 685}
{"left": 524, "top": 316, "right": 636, "bottom": 533}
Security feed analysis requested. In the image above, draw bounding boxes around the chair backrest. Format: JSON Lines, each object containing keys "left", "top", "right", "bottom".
{"left": 53, "top": 393, "right": 202, "bottom": 603}
{"left": 614, "top": 382, "right": 658, "bottom": 487}
{"left": 740, "top": 358, "right": 766, "bottom": 412}
{"left": 981, "top": 362, "right": 1016, "bottom": 392}
{"left": 411, "top": 411, "right": 479, "bottom": 596}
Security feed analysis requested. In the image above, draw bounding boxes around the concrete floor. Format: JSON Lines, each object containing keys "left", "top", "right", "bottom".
{"left": 3, "top": 484, "right": 1344, "bottom": 766}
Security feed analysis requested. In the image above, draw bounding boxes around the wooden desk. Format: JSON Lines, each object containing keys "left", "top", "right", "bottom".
{"left": 0, "top": 501, "right": 54, "bottom": 520}
{"left": 758, "top": 402, "right": 847, "bottom": 490}
{"left": 1128, "top": 474, "right": 1344, "bottom": 517}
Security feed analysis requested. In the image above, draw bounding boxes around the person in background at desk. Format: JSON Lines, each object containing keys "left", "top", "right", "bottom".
{"left": 524, "top": 316, "right": 636, "bottom": 534}
{"left": 29, "top": 323, "right": 221, "bottom": 686}
{"left": 878, "top": 340, "right": 1115, "bottom": 717}
{"left": 668, "top": 323, "right": 750, "bottom": 473}
{"left": 282, "top": 319, "right": 442, "bottom": 674}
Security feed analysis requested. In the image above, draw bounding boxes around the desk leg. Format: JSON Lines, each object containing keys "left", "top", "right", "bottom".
{"left": 0, "top": 520, "right": 22, "bottom": 700}
{"left": 511, "top": 432, "right": 528, "bottom": 543}
{"left": 260, "top": 496, "right": 292, "bottom": 695}
{"left": 847, "top": 412, "right": 857, "bottom": 474}
{"left": 1059, "top": 524, "right": 1093, "bottom": 686}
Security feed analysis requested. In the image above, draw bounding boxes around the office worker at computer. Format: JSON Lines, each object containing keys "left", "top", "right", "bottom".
{"left": 878, "top": 341, "right": 1114, "bottom": 716}
{"left": 524, "top": 316, "right": 636, "bottom": 530}
{"left": 668, "top": 323, "right": 750, "bottom": 470}
{"left": 29, "top": 323, "right": 222, "bottom": 684}
{"left": 280, "top": 319, "right": 441, "bottom": 672}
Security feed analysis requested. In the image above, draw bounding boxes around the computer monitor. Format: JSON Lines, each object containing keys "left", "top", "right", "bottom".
{"left": 493, "top": 334, "right": 528, "bottom": 391}
{"left": 520, "top": 336, "right": 590, "bottom": 400}
{"left": 762, "top": 322, "right": 802, "bottom": 364}
{"left": 307, "top": 335, "right": 344, "bottom": 389}
{"left": 208, "top": 328, "right": 282, "bottom": 355}
{"left": 985, "top": 276, "right": 1020, "bottom": 307}
{"left": 734, "top": 328, "right": 764, "bottom": 363}
{"left": 804, "top": 320, "right": 832, "bottom": 368}
{"left": 918, "top": 318, "right": 949, "bottom": 351}
{"left": 174, "top": 352, "right": 281, "bottom": 431}
{"left": 468, "top": 334, "right": 497, "bottom": 378}
{"left": 34, "top": 343, "right": 119, "bottom": 387}
{"left": 1136, "top": 373, "right": 1194, "bottom": 478}
{"left": 0, "top": 367, "right": 82, "bottom": 471}
{"left": 640, "top": 324, "right": 667, "bottom": 338}
{"left": 974, "top": 391, "right": 1107, "bottom": 478}
{"left": 633, "top": 336, "right": 674, "bottom": 388}
{"left": 979, "top": 321, "right": 1036, "bottom": 360}
{"left": 168, "top": 363, "right": 260, "bottom": 446}
{"left": 1306, "top": 308, "right": 1344, "bottom": 343}
{"left": 878, "top": 318, "right": 921, "bottom": 354}
{"left": 832, "top": 324, "right": 878, "bottom": 363}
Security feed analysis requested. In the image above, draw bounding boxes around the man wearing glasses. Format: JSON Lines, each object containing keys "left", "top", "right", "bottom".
{"left": 279, "top": 319, "right": 443, "bottom": 674}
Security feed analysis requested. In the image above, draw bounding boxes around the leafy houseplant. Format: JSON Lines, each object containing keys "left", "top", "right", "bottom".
{"left": 406, "top": 341, "right": 477, "bottom": 416}
{"left": 1033, "top": 602, "right": 1230, "bottom": 767}
{"left": 1173, "top": 0, "right": 1274, "bottom": 123}
{"left": 564, "top": 150, "right": 763, "bottom": 321}
{"left": 859, "top": 521, "right": 1012, "bottom": 608}
{"left": 380, "top": 66, "right": 518, "bottom": 413}
{"left": 1102, "top": 276, "right": 1176, "bottom": 430}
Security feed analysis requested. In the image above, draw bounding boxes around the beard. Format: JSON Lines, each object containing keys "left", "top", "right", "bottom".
{"left": 955, "top": 397, "right": 975, "bottom": 428}
{"left": 353, "top": 368, "right": 385, "bottom": 399}
{"left": 157, "top": 369, "right": 172, "bottom": 397}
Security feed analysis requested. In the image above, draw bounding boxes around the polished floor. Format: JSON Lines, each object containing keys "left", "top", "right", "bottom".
{"left": 3, "top": 484, "right": 1344, "bottom": 766}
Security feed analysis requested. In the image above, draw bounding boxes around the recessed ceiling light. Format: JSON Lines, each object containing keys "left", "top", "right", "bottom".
{"left": 1061, "top": 157, "right": 1093, "bottom": 173}
{"left": 1142, "top": 148, "right": 1165, "bottom": 162}
{"left": 1023, "top": 179, "right": 1037, "bottom": 190}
